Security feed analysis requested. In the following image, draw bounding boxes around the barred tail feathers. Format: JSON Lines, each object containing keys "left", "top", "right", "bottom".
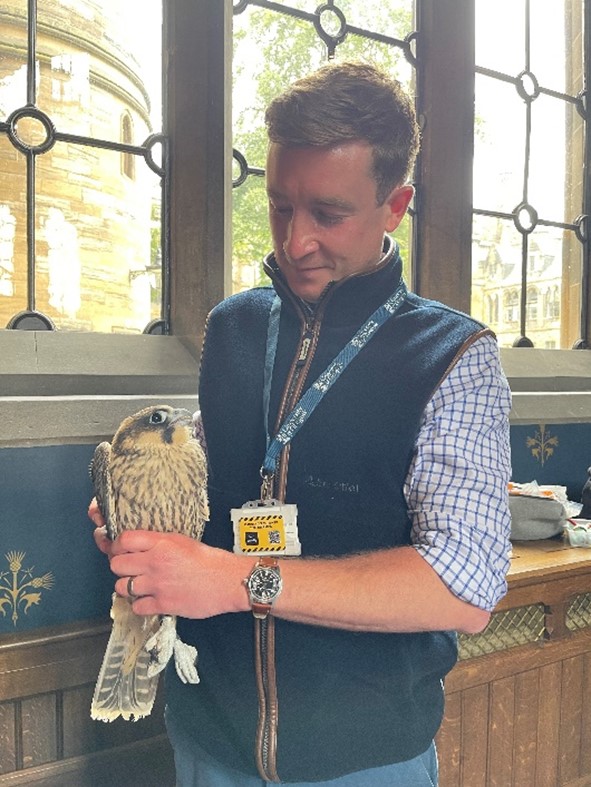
{"left": 91, "top": 594, "right": 161, "bottom": 722}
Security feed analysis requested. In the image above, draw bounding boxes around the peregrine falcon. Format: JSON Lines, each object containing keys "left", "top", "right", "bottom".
{"left": 89, "top": 404, "right": 209, "bottom": 722}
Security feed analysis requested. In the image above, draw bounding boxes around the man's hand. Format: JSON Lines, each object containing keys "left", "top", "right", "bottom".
{"left": 88, "top": 497, "right": 112, "bottom": 557}
{"left": 107, "top": 530, "right": 251, "bottom": 619}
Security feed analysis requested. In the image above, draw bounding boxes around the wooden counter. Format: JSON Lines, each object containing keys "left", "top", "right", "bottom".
{"left": 437, "top": 538, "right": 591, "bottom": 787}
{"left": 508, "top": 537, "right": 591, "bottom": 583}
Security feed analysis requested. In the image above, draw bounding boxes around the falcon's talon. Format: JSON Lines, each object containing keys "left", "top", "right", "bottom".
{"left": 145, "top": 614, "right": 177, "bottom": 677}
{"left": 173, "top": 637, "right": 200, "bottom": 684}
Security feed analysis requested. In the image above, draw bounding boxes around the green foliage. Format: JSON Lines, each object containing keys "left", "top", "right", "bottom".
{"left": 232, "top": 2, "right": 414, "bottom": 291}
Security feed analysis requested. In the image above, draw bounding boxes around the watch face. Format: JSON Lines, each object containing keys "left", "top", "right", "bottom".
{"left": 248, "top": 567, "right": 282, "bottom": 604}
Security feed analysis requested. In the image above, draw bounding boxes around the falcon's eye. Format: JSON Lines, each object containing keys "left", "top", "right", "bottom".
{"left": 149, "top": 410, "right": 167, "bottom": 425}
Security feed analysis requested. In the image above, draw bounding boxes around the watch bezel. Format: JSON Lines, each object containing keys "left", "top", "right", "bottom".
{"left": 247, "top": 565, "right": 283, "bottom": 604}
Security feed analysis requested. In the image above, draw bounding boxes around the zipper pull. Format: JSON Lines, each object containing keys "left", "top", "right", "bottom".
{"left": 296, "top": 328, "right": 314, "bottom": 365}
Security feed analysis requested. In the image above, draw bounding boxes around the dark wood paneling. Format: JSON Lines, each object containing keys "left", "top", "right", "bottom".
{"left": 415, "top": 0, "right": 475, "bottom": 310}
{"left": 0, "top": 736, "right": 174, "bottom": 786}
{"left": 166, "top": 0, "right": 232, "bottom": 354}
{"left": 0, "top": 621, "right": 109, "bottom": 703}
{"left": 0, "top": 703, "right": 16, "bottom": 775}
{"left": 21, "top": 695, "right": 57, "bottom": 770}
{"left": 0, "top": 620, "right": 173, "bottom": 784}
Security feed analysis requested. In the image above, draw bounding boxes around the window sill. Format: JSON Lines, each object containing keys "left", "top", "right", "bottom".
{"left": 0, "top": 331, "right": 199, "bottom": 447}
{"left": 2, "top": 338, "right": 590, "bottom": 447}
{"left": 501, "top": 347, "right": 591, "bottom": 424}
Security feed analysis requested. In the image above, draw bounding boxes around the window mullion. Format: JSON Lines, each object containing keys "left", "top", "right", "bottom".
{"left": 414, "top": 0, "right": 475, "bottom": 312}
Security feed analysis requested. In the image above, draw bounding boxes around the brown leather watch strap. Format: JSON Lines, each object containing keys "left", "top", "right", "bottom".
{"left": 252, "top": 601, "right": 272, "bottom": 618}
{"left": 246, "top": 556, "right": 281, "bottom": 620}
{"left": 259, "top": 556, "right": 279, "bottom": 568}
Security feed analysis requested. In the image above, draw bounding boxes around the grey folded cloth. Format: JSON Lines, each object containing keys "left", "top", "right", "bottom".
{"left": 509, "top": 494, "right": 566, "bottom": 541}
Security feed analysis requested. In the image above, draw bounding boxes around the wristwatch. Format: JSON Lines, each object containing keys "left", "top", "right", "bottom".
{"left": 245, "top": 557, "right": 283, "bottom": 619}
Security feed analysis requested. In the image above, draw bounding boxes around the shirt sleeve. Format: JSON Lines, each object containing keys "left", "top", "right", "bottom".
{"left": 404, "top": 332, "right": 512, "bottom": 612}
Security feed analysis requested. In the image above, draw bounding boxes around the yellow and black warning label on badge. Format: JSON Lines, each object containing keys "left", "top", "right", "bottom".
{"left": 237, "top": 513, "right": 286, "bottom": 553}
{"left": 231, "top": 501, "right": 301, "bottom": 556}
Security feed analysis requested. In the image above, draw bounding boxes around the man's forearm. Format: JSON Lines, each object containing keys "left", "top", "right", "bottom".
{"left": 272, "top": 546, "right": 490, "bottom": 634}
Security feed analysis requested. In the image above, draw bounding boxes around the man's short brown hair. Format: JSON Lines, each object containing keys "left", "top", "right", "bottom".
{"left": 264, "top": 60, "right": 420, "bottom": 204}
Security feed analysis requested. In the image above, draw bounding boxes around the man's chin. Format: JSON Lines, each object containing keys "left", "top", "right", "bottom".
{"left": 286, "top": 271, "right": 333, "bottom": 302}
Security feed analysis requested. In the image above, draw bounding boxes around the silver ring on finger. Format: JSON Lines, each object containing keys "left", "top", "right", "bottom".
{"left": 127, "top": 576, "right": 138, "bottom": 600}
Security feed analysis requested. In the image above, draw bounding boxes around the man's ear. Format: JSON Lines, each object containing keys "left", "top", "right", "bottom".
{"left": 384, "top": 185, "right": 415, "bottom": 233}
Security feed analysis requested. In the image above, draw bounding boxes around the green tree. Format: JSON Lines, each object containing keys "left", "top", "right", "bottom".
{"left": 232, "top": 2, "right": 415, "bottom": 292}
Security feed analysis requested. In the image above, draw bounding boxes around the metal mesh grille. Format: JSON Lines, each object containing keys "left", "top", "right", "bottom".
{"left": 566, "top": 593, "right": 591, "bottom": 632}
{"left": 458, "top": 604, "right": 546, "bottom": 660}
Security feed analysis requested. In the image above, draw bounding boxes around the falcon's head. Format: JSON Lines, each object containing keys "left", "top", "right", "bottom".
{"left": 111, "top": 405, "right": 194, "bottom": 453}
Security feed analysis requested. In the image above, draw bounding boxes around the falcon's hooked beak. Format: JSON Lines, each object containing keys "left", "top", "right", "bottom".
{"left": 167, "top": 409, "right": 193, "bottom": 444}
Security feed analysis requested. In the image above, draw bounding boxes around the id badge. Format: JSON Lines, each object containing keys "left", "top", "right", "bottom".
{"left": 231, "top": 499, "right": 301, "bottom": 556}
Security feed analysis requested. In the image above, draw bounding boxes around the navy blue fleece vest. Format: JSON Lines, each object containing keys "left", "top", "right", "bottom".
{"left": 168, "top": 256, "right": 486, "bottom": 783}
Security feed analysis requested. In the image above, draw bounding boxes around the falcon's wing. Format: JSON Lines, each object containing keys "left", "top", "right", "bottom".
{"left": 89, "top": 441, "right": 117, "bottom": 540}
{"left": 194, "top": 446, "right": 210, "bottom": 532}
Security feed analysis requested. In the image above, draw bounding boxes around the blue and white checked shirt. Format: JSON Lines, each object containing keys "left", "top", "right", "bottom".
{"left": 405, "top": 332, "right": 512, "bottom": 611}
{"left": 194, "top": 332, "right": 512, "bottom": 614}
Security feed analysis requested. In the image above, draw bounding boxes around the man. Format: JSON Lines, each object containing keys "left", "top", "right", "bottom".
{"left": 91, "top": 61, "right": 512, "bottom": 785}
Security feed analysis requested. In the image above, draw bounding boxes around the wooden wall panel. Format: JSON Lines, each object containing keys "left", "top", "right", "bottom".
{"left": 460, "top": 684, "right": 489, "bottom": 786}
{"left": 439, "top": 651, "right": 591, "bottom": 787}
{"left": 535, "top": 661, "right": 561, "bottom": 787}
{"left": 438, "top": 546, "right": 591, "bottom": 786}
{"left": 559, "top": 655, "right": 585, "bottom": 783}
{"left": 437, "top": 691, "right": 461, "bottom": 786}
{"left": 512, "top": 670, "right": 539, "bottom": 786}
{"left": 21, "top": 694, "right": 57, "bottom": 769}
{"left": 488, "top": 676, "right": 515, "bottom": 786}
{"left": 61, "top": 685, "right": 96, "bottom": 760}
{"left": 0, "top": 702, "right": 16, "bottom": 774}
{"left": 0, "top": 620, "right": 174, "bottom": 784}
{"left": 580, "top": 653, "right": 591, "bottom": 776}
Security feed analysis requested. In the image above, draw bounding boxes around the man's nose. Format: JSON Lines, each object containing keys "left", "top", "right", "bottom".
{"left": 283, "top": 212, "right": 319, "bottom": 260}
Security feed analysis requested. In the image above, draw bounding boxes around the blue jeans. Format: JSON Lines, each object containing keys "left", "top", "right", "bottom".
{"left": 165, "top": 708, "right": 438, "bottom": 786}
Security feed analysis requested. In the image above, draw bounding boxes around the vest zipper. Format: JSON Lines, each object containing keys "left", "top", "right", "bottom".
{"left": 254, "top": 304, "right": 325, "bottom": 783}
{"left": 254, "top": 240, "right": 399, "bottom": 780}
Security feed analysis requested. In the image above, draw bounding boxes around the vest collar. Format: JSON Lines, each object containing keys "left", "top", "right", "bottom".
{"left": 262, "top": 236, "right": 404, "bottom": 328}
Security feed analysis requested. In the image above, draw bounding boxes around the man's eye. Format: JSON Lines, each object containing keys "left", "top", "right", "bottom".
{"left": 271, "top": 203, "right": 292, "bottom": 217}
{"left": 315, "top": 212, "right": 344, "bottom": 226}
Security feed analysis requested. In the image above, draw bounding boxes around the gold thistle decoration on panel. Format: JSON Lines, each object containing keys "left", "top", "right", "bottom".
{"left": 0, "top": 551, "right": 54, "bottom": 626}
{"left": 526, "top": 424, "right": 559, "bottom": 466}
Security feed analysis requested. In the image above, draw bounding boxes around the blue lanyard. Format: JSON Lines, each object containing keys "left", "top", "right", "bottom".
{"left": 261, "top": 277, "right": 408, "bottom": 480}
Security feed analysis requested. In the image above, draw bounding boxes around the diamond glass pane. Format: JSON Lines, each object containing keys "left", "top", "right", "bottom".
{"left": 566, "top": 593, "right": 591, "bottom": 632}
{"left": 458, "top": 604, "right": 546, "bottom": 660}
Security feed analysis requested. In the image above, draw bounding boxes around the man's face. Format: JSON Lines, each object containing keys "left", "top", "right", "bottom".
{"left": 266, "top": 140, "right": 413, "bottom": 302}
